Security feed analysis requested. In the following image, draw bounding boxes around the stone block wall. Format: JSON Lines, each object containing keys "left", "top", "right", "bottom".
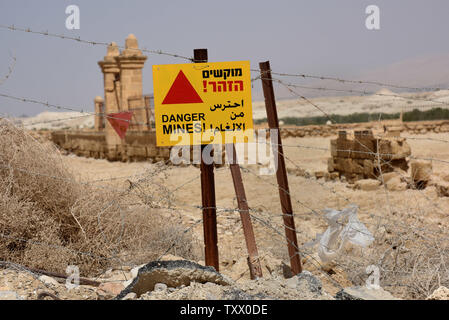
{"left": 327, "top": 130, "right": 411, "bottom": 182}
{"left": 256, "top": 120, "right": 449, "bottom": 139}
{"left": 51, "top": 130, "right": 170, "bottom": 162}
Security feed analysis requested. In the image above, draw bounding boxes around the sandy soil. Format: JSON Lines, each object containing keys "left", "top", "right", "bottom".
{"left": 59, "top": 131, "right": 449, "bottom": 297}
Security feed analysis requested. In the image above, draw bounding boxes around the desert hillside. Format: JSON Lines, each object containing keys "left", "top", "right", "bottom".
{"left": 13, "top": 89, "right": 449, "bottom": 131}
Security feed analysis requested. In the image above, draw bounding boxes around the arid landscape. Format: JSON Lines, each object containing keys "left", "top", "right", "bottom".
{"left": 59, "top": 126, "right": 449, "bottom": 299}
{"left": 2, "top": 89, "right": 449, "bottom": 300}
{"left": 15, "top": 88, "right": 449, "bottom": 131}
{"left": 3, "top": 0, "right": 449, "bottom": 310}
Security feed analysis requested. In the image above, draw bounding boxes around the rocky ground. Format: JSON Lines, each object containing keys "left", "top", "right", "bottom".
{"left": 1, "top": 254, "right": 446, "bottom": 300}
{"left": 1, "top": 129, "right": 449, "bottom": 300}
{"left": 0, "top": 254, "right": 333, "bottom": 300}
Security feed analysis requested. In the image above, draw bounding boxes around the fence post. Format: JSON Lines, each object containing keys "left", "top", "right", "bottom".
{"left": 259, "top": 60, "right": 302, "bottom": 275}
{"left": 226, "top": 144, "right": 263, "bottom": 279}
{"left": 194, "top": 49, "right": 219, "bottom": 271}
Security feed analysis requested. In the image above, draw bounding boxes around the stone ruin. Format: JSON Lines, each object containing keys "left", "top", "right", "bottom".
{"left": 327, "top": 130, "right": 411, "bottom": 183}
{"left": 51, "top": 34, "right": 170, "bottom": 162}
{"left": 324, "top": 129, "right": 449, "bottom": 196}
{"left": 95, "top": 34, "right": 151, "bottom": 157}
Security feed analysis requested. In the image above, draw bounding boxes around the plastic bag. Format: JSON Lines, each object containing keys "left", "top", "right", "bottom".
{"left": 306, "top": 205, "right": 374, "bottom": 263}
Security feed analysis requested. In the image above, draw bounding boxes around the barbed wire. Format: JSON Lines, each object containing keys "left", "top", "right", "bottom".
{"left": 1, "top": 24, "right": 448, "bottom": 298}
{"left": 241, "top": 190, "right": 449, "bottom": 286}
{"left": 219, "top": 136, "right": 449, "bottom": 243}
{"left": 251, "top": 68, "right": 447, "bottom": 93}
{"left": 1, "top": 135, "right": 444, "bottom": 242}
{"left": 1, "top": 157, "right": 448, "bottom": 298}
{"left": 0, "top": 52, "right": 16, "bottom": 86}
{"left": 0, "top": 92, "right": 152, "bottom": 126}
{"left": 259, "top": 138, "right": 449, "bottom": 166}
{"left": 0, "top": 112, "right": 95, "bottom": 128}
{"left": 2, "top": 117, "right": 448, "bottom": 239}
{"left": 269, "top": 77, "right": 449, "bottom": 107}
{"left": 0, "top": 260, "right": 61, "bottom": 297}
{"left": 0, "top": 24, "right": 193, "bottom": 61}
{"left": 276, "top": 79, "right": 337, "bottom": 124}
{"left": 0, "top": 161, "right": 128, "bottom": 193}
{"left": 2, "top": 203, "right": 444, "bottom": 300}
{"left": 258, "top": 136, "right": 449, "bottom": 238}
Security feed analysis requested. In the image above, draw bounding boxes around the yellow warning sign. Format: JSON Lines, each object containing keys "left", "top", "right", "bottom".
{"left": 153, "top": 61, "right": 253, "bottom": 146}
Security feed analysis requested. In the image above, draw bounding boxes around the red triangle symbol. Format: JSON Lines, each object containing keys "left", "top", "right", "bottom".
{"left": 162, "top": 70, "right": 203, "bottom": 104}
{"left": 107, "top": 111, "right": 133, "bottom": 139}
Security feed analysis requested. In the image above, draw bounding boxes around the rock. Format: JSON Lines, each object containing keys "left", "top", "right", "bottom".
{"left": 100, "top": 268, "right": 133, "bottom": 282}
{"left": 285, "top": 271, "right": 322, "bottom": 294}
{"left": 131, "top": 264, "right": 145, "bottom": 279}
{"left": 381, "top": 172, "right": 407, "bottom": 191}
{"left": 381, "top": 172, "right": 399, "bottom": 184}
{"left": 378, "top": 139, "right": 411, "bottom": 160}
{"left": 121, "top": 292, "right": 137, "bottom": 300}
{"left": 296, "top": 271, "right": 322, "bottom": 294}
{"left": 139, "top": 280, "right": 263, "bottom": 300}
{"left": 206, "top": 293, "right": 219, "bottom": 300}
{"left": 285, "top": 277, "right": 298, "bottom": 289}
{"left": 123, "top": 279, "right": 133, "bottom": 288}
{"left": 123, "top": 263, "right": 146, "bottom": 287}
{"left": 261, "top": 253, "right": 293, "bottom": 279}
{"left": 98, "top": 282, "right": 125, "bottom": 296}
{"left": 434, "top": 179, "right": 449, "bottom": 197}
{"left": 154, "top": 283, "right": 168, "bottom": 292}
{"left": 314, "top": 171, "right": 325, "bottom": 179}
{"left": 354, "top": 179, "right": 381, "bottom": 191}
{"left": 116, "top": 260, "right": 232, "bottom": 299}
{"left": 427, "top": 286, "right": 449, "bottom": 300}
{"left": 384, "top": 175, "right": 407, "bottom": 191}
{"left": 229, "top": 252, "right": 293, "bottom": 281}
{"left": 0, "top": 290, "right": 24, "bottom": 300}
{"left": 336, "top": 286, "right": 400, "bottom": 300}
{"left": 159, "top": 254, "right": 187, "bottom": 262}
{"left": 326, "top": 172, "right": 339, "bottom": 181}
{"left": 38, "top": 275, "right": 59, "bottom": 286}
{"left": 385, "top": 126, "right": 403, "bottom": 137}
{"left": 411, "top": 160, "right": 432, "bottom": 183}
{"left": 327, "top": 158, "right": 335, "bottom": 172}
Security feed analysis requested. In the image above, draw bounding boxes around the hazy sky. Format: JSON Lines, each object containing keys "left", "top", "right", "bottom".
{"left": 1, "top": 0, "right": 449, "bottom": 116}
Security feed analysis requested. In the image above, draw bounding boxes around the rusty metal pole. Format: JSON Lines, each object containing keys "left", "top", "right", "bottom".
{"left": 259, "top": 61, "right": 302, "bottom": 275}
{"left": 225, "top": 143, "right": 263, "bottom": 279}
{"left": 194, "top": 49, "right": 219, "bottom": 271}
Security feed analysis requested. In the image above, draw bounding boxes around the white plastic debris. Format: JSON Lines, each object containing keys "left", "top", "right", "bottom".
{"left": 306, "top": 205, "right": 374, "bottom": 263}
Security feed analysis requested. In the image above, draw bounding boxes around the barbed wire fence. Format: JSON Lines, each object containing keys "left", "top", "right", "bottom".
{"left": 1, "top": 114, "right": 448, "bottom": 299}
{"left": 250, "top": 70, "right": 449, "bottom": 298}
{"left": 0, "top": 24, "right": 448, "bottom": 300}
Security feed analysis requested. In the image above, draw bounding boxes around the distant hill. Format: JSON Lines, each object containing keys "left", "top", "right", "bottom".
{"left": 358, "top": 53, "right": 449, "bottom": 91}
{"left": 252, "top": 53, "right": 449, "bottom": 101}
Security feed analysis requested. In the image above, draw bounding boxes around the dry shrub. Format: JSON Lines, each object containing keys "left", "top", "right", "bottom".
{"left": 337, "top": 218, "right": 449, "bottom": 299}
{"left": 0, "top": 120, "right": 200, "bottom": 275}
